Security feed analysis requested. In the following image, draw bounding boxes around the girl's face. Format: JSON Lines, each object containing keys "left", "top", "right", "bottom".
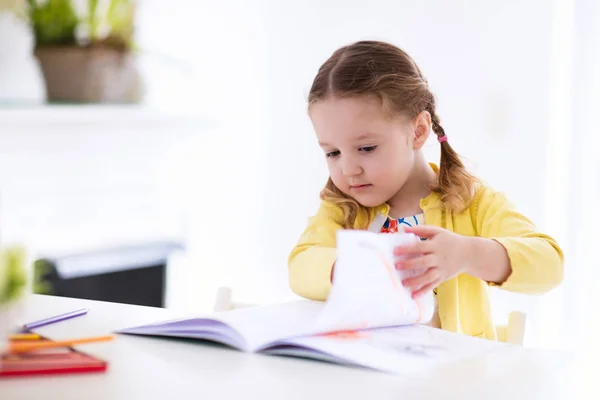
{"left": 310, "top": 95, "right": 425, "bottom": 208}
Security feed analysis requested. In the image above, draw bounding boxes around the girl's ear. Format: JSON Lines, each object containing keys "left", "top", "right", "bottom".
{"left": 413, "top": 111, "right": 432, "bottom": 150}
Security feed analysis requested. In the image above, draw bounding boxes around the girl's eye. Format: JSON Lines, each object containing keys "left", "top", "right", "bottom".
{"left": 326, "top": 150, "right": 340, "bottom": 158}
{"left": 359, "top": 145, "right": 377, "bottom": 153}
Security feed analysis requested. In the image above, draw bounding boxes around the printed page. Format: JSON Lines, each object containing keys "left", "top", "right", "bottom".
{"left": 261, "top": 324, "right": 508, "bottom": 375}
{"left": 314, "top": 230, "right": 434, "bottom": 333}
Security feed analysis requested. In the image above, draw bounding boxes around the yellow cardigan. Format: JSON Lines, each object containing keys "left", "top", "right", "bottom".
{"left": 288, "top": 176, "right": 564, "bottom": 340}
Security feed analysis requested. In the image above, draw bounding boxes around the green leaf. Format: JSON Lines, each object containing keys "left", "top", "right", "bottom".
{"left": 26, "top": 0, "right": 136, "bottom": 50}
{"left": 0, "top": 247, "right": 28, "bottom": 306}
{"left": 28, "top": 0, "right": 79, "bottom": 47}
{"left": 33, "top": 260, "right": 53, "bottom": 295}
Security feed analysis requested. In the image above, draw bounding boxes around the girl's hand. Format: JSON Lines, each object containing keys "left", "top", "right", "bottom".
{"left": 394, "top": 225, "right": 472, "bottom": 299}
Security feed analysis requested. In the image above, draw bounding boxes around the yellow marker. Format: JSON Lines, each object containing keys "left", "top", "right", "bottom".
{"left": 8, "top": 335, "right": 114, "bottom": 354}
{"left": 9, "top": 333, "right": 41, "bottom": 340}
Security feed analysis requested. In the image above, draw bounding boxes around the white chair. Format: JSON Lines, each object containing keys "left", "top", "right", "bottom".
{"left": 212, "top": 287, "right": 254, "bottom": 312}
{"left": 212, "top": 287, "right": 527, "bottom": 345}
{"left": 496, "top": 311, "right": 527, "bottom": 345}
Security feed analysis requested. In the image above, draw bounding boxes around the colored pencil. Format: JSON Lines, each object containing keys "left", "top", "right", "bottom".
{"left": 8, "top": 333, "right": 41, "bottom": 340}
{"left": 8, "top": 335, "right": 114, "bottom": 354}
{"left": 22, "top": 308, "right": 88, "bottom": 331}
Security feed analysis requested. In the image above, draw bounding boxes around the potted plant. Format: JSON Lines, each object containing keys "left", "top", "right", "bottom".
{"left": 0, "top": 247, "right": 28, "bottom": 353}
{"left": 27, "top": 0, "right": 143, "bottom": 103}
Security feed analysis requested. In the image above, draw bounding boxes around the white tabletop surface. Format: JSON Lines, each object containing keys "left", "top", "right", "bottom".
{"left": 0, "top": 295, "right": 583, "bottom": 400}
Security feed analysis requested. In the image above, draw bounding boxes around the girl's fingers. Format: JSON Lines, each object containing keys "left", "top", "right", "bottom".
{"left": 395, "top": 253, "right": 437, "bottom": 271}
{"left": 401, "top": 267, "right": 439, "bottom": 292}
{"left": 394, "top": 239, "right": 434, "bottom": 255}
{"left": 403, "top": 225, "right": 444, "bottom": 238}
{"left": 412, "top": 282, "right": 438, "bottom": 299}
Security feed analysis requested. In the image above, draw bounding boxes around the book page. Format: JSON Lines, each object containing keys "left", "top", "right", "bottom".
{"left": 211, "top": 301, "right": 325, "bottom": 350}
{"left": 261, "top": 324, "right": 508, "bottom": 375}
{"left": 118, "top": 301, "right": 325, "bottom": 352}
{"left": 314, "top": 230, "right": 434, "bottom": 333}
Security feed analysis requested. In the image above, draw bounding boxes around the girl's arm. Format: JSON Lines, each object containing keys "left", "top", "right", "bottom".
{"left": 471, "top": 186, "right": 564, "bottom": 294}
{"left": 464, "top": 236, "right": 512, "bottom": 284}
{"left": 288, "top": 202, "right": 342, "bottom": 301}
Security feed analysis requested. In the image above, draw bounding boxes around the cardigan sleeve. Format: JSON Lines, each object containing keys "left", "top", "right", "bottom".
{"left": 472, "top": 185, "right": 564, "bottom": 294}
{"left": 287, "top": 201, "right": 343, "bottom": 301}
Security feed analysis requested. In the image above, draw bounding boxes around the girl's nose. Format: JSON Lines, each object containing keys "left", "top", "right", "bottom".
{"left": 341, "top": 159, "right": 363, "bottom": 177}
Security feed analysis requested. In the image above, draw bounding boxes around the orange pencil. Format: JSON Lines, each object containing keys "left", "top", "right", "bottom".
{"left": 8, "top": 335, "right": 115, "bottom": 354}
{"left": 9, "top": 333, "right": 41, "bottom": 340}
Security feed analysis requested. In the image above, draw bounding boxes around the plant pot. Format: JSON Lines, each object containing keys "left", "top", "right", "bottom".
{"left": 34, "top": 45, "right": 143, "bottom": 103}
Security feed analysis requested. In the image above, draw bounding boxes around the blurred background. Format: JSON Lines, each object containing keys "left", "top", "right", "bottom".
{"left": 0, "top": 0, "right": 597, "bottom": 352}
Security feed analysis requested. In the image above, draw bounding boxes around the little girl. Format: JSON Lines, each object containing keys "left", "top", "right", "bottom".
{"left": 288, "top": 40, "right": 564, "bottom": 340}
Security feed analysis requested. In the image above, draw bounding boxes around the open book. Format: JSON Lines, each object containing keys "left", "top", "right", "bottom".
{"left": 119, "top": 230, "right": 508, "bottom": 375}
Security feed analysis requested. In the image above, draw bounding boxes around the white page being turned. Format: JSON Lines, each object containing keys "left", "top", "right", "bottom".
{"left": 315, "top": 230, "right": 434, "bottom": 332}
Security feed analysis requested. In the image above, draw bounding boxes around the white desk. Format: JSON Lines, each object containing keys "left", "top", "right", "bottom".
{"left": 1, "top": 295, "right": 579, "bottom": 400}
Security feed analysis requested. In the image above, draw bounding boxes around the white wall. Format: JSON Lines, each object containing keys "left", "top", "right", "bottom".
{"left": 133, "top": 0, "right": 274, "bottom": 310}
{"left": 0, "top": 107, "right": 201, "bottom": 252}
{"left": 564, "top": 0, "right": 600, "bottom": 356}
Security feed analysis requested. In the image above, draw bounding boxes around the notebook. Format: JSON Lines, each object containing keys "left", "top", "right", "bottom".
{"left": 0, "top": 335, "right": 107, "bottom": 378}
{"left": 119, "top": 230, "right": 508, "bottom": 375}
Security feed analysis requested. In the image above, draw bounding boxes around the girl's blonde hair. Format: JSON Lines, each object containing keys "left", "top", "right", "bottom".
{"left": 308, "top": 41, "right": 478, "bottom": 229}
